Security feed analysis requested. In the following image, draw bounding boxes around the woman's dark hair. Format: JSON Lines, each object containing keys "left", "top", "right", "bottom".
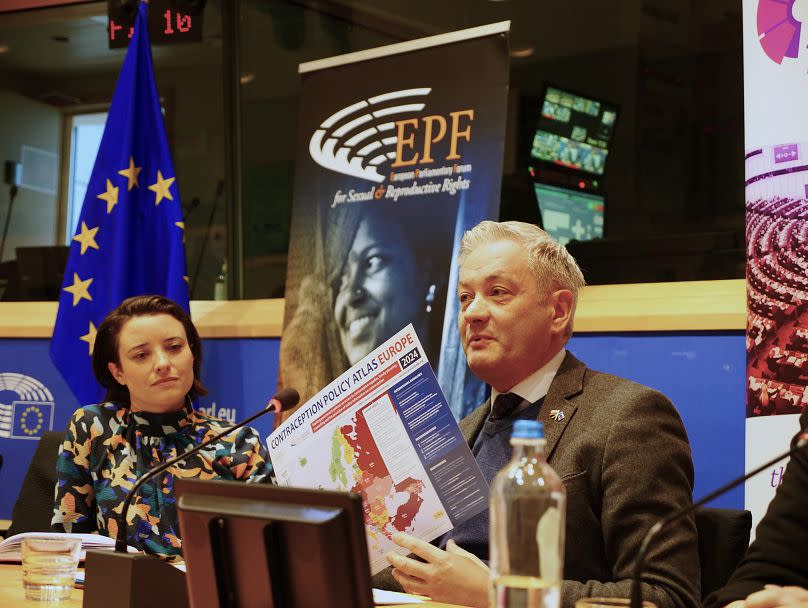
{"left": 324, "top": 198, "right": 458, "bottom": 365}
{"left": 92, "top": 295, "right": 208, "bottom": 404}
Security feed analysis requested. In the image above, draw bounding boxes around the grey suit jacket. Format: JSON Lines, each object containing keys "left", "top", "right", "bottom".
{"left": 458, "top": 352, "right": 700, "bottom": 608}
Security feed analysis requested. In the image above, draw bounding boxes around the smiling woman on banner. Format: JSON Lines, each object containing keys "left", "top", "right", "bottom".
{"left": 51, "top": 295, "right": 272, "bottom": 557}
{"left": 279, "top": 198, "right": 457, "bottom": 406}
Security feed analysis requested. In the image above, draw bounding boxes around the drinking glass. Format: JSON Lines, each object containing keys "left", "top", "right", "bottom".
{"left": 21, "top": 537, "right": 81, "bottom": 601}
{"left": 576, "top": 598, "right": 657, "bottom": 608}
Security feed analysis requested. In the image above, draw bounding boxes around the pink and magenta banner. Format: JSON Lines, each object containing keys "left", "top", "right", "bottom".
{"left": 743, "top": 0, "right": 808, "bottom": 531}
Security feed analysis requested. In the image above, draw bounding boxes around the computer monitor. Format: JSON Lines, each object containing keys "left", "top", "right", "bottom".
{"left": 15, "top": 245, "right": 69, "bottom": 300}
{"left": 530, "top": 85, "right": 618, "bottom": 176}
{"left": 174, "top": 479, "right": 374, "bottom": 608}
{"left": 534, "top": 182, "right": 604, "bottom": 245}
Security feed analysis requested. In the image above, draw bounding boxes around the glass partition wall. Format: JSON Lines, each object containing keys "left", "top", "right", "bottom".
{"left": 0, "top": 0, "right": 744, "bottom": 301}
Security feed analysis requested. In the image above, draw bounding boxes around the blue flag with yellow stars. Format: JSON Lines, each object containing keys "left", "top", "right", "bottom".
{"left": 50, "top": 1, "right": 189, "bottom": 406}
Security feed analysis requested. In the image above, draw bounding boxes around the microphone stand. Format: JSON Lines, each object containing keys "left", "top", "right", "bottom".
{"left": 0, "top": 185, "right": 18, "bottom": 262}
{"left": 630, "top": 432, "right": 808, "bottom": 608}
{"left": 83, "top": 389, "right": 298, "bottom": 608}
{"left": 190, "top": 179, "right": 224, "bottom": 299}
{"left": 114, "top": 403, "right": 275, "bottom": 552}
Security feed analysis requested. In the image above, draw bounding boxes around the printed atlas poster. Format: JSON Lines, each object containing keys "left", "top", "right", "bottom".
{"left": 268, "top": 325, "right": 488, "bottom": 574}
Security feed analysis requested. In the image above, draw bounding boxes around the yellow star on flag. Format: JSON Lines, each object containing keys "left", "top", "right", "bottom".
{"left": 72, "top": 222, "right": 100, "bottom": 255}
{"left": 118, "top": 157, "right": 142, "bottom": 191}
{"left": 79, "top": 321, "right": 97, "bottom": 355}
{"left": 63, "top": 272, "right": 93, "bottom": 306}
{"left": 175, "top": 221, "right": 185, "bottom": 243}
{"left": 148, "top": 170, "right": 175, "bottom": 206}
{"left": 97, "top": 179, "right": 119, "bottom": 214}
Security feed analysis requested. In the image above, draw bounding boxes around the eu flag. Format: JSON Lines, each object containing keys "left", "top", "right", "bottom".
{"left": 50, "top": 1, "right": 189, "bottom": 406}
{"left": 9, "top": 402, "right": 55, "bottom": 439}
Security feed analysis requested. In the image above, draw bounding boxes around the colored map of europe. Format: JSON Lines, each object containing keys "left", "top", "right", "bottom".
{"left": 275, "top": 395, "right": 452, "bottom": 574}
{"left": 330, "top": 409, "right": 426, "bottom": 539}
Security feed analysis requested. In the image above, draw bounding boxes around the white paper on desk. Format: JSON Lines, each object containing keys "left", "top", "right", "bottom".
{"left": 372, "top": 588, "right": 425, "bottom": 604}
{"left": 267, "top": 325, "right": 489, "bottom": 575}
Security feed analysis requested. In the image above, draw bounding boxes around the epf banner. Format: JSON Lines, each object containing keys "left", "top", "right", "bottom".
{"left": 278, "top": 23, "right": 511, "bottom": 419}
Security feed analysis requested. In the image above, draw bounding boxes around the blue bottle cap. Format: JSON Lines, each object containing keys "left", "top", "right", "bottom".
{"left": 512, "top": 419, "right": 544, "bottom": 439}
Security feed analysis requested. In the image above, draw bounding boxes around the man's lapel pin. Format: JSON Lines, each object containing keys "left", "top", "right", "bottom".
{"left": 550, "top": 409, "right": 565, "bottom": 422}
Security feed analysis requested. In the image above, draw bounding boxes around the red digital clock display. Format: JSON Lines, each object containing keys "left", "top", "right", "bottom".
{"left": 108, "top": 0, "right": 203, "bottom": 48}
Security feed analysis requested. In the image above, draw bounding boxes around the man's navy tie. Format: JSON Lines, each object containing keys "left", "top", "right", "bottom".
{"left": 490, "top": 392, "right": 524, "bottom": 421}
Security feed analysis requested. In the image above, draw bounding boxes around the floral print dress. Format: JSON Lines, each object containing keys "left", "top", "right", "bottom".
{"left": 51, "top": 401, "right": 272, "bottom": 557}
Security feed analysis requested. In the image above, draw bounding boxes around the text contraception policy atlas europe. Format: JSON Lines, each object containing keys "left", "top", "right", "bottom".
{"left": 267, "top": 325, "right": 488, "bottom": 573}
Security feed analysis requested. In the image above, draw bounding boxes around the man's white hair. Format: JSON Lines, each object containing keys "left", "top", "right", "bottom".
{"left": 458, "top": 220, "right": 586, "bottom": 336}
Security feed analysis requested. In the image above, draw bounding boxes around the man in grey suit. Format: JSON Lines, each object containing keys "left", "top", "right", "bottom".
{"left": 384, "top": 220, "right": 700, "bottom": 608}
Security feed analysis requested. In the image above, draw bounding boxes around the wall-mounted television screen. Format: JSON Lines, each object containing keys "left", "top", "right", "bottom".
{"left": 530, "top": 86, "right": 618, "bottom": 176}
{"left": 534, "top": 182, "right": 604, "bottom": 245}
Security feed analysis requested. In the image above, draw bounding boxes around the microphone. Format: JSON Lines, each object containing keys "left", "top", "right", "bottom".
{"left": 83, "top": 388, "right": 299, "bottom": 608}
{"left": 190, "top": 177, "right": 225, "bottom": 299}
{"left": 114, "top": 387, "right": 299, "bottom": 551}
{"left": 181, "top": 196, "right": 200, "bottom": 222}
{"left": 630, "top": 429, "right": 808, "bottom": 608}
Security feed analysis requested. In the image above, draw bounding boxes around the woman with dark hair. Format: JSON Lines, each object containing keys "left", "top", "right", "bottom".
{"left": 51, "top": 295, "right": 271, "bottom": 557}
{"left": 279, "top": 199, "right": 457, "bottom": 406}
{"left": 331, "top": 208, "right": 439, "bottom": 367}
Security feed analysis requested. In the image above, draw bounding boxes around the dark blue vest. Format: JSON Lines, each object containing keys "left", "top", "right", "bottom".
{"left": 439, "top": 398, "right": 544, "bottom": 561}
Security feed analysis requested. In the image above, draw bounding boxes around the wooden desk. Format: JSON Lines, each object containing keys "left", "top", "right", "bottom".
{"left": 0, "top": 279, "right": 747, "bottom": 340}
{"left": 0, "top": 563, "right": 466, "bottom": 608}
{"left": 0, "top": 564, "right": 81, "bottom": 607}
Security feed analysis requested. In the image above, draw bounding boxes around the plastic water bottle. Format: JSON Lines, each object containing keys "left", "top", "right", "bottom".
{"left": 489, "top": 419, "right": 566, "bottom": 608}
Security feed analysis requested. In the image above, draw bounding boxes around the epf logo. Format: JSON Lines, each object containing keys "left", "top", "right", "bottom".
{"left": 309, "top": 88, "right": 473, "bottom": 183}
